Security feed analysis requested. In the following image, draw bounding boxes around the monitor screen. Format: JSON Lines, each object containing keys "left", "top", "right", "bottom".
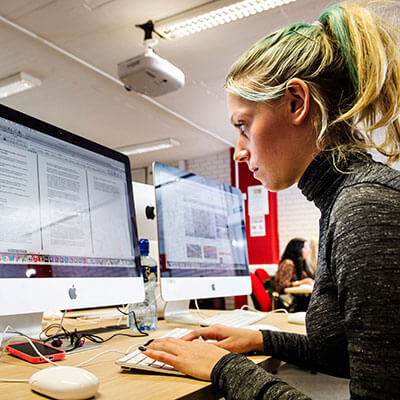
{"left": 0, "top": 104, "right": 144, "bottom": 319}
{"left": 153, "top": 162, "right": 251, "bottom": 303}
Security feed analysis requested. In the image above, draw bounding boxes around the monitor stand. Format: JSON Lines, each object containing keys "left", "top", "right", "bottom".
{"left": 163, "top": 300, "right": 201, "bottom": 325}
{"left": 0, "top": 313, "right": 43, "bottom": 343}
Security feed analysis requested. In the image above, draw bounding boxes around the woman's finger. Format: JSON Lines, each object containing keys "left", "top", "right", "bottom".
{"left": 146, "top": 337, "right": 184, "bottom": 356}
{"left": 140, "top": 347, "right": 178, "bottom": 367}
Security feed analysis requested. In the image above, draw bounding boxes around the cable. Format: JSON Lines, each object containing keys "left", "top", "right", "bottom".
{"left": 193, "top": 299, "right": 210, "bottom": 319}
{"left": 40, "top": 325, "right": 148, "bottom": 352}
{"left": 126, "top": 310, "right": 149, "bottom": 337}
{"left": 240, "top": 304, "right": 288, "bottom": 314}
{"left": 74, "top": 349, "right": 126, "bottom": 368}
{"left": 0, "top": 320, "right": 152, "bottom": 384}
{"left": 2, "top": 334, "right": 59, "bottom": 366}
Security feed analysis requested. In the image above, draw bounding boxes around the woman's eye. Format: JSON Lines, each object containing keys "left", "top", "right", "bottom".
{"left": 235, "top": 123, "right": 247, "bottom": 135}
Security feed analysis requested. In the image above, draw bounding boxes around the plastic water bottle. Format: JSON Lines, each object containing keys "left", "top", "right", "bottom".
{"left": 128, "top": 239, "right": 158, "bottom": 331}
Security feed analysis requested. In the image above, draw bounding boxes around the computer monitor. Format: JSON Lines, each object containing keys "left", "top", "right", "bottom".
{"left": 153, "top": 162, "right": 251, "bottom": 324}
{"left": 0, "top": 104, "right": 144, "bottom": 338}
{"left": 132, "top": 181, "right": 159, "bottom": 267}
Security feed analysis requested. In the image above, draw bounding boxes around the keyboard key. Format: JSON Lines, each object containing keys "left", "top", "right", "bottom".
{"left": 198, "top": 309, "right": 266, "bottom": 328}
{"left": 116, "top": 328, "right": 192, "bottom": 375}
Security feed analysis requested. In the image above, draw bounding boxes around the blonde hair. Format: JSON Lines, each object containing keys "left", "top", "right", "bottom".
{"left": 225, "top": 1, "right": 400, "bottom": 165}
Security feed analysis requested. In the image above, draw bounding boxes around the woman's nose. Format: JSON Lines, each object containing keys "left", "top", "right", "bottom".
{"left": 234, "top": 148, "right": 249, "bottom": 163}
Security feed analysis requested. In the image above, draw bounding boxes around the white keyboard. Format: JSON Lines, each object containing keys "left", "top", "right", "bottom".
{"left": 198, "top": 309, "right": 266, "bottom": 328}
{"left": 66, "top": 309, "right": 127, "bottom": 320}
{"left": 116, "top": 328, "right": 192, "bottom": 375}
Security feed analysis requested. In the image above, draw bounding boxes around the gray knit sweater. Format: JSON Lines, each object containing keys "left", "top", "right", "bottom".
{"left": 211, "top": 152, "right": 400, "bottom": 399}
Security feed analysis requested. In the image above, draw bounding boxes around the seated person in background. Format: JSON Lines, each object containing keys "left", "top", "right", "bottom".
{"left": 275, "top": 238, "right": 314, "bottom": 293}
{"left": 275, "top": 238, "right": 314, "bottom": 311}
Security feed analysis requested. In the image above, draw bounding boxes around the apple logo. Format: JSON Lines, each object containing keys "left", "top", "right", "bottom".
{"left": 68, "top": 285, "right": 77, "bottom": 300}
{"left": 145, "top": 206, "right": 156, "bottom": 220}
{"left": 211, "top": 283, "right": 216, "bottom": 291}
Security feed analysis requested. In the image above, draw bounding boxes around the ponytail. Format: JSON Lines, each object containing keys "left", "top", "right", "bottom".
{"left": 225, "top": 1, "right": 400, "bottom": 164}
{"left": 319, "top": 2, "right": 400, "bottom": 163}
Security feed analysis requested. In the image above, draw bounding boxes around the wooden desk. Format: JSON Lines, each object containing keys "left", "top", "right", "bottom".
{"left": 0, "top": 312, "right": 305, "bottom": 400}
{"left": 284, "top": 284, "right": 313, "bottom": 294}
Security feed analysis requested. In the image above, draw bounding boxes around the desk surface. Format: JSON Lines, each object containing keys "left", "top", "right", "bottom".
{"left": 284, "top": 284, "right": 313, "bottom": 294}
{"left": 0, "top": 311, "right": 306, "bottom": 400}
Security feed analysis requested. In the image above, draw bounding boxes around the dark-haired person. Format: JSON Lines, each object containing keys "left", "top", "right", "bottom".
{"left": 275, "top": 238, "right": 314, "bottom": 311}
{"left": 275, "top": 238, "right": 314, "bottom": 292}
{"left": 140, "top": 2, "right": 400, "bottom": 398}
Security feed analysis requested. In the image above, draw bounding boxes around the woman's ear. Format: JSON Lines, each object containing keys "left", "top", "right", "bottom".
{"left": 284, "top": 78, "right": 310, "bottom": 126}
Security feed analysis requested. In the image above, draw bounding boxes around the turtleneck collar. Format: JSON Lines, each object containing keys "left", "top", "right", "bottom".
{"left": 298, "top": 151, "right": 358, "bottom": 211}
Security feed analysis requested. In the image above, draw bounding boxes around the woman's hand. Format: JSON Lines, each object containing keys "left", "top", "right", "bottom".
{"left": 140, "top": 337, "right": 229, "bottom": 381}
{"left": 181, "top": 324, "right": 264, "bottom": 353}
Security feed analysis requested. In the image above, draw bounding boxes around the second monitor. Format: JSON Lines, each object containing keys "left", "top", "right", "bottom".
{"left": 153, "top": 162, "right": 251, "bottom": 324}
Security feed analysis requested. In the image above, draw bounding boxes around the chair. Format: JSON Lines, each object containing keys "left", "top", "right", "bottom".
{"left": 254, "top": 268, "right": 280, "bottom": 309}
{"left": 250, "top": 272, "right": 272, "bottom": 312}
{"left": 255, "top": 268, "right": 270, "bottom": 285}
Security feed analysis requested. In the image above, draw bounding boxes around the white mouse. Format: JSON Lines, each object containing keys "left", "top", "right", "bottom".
{"left": 29, "top": 366, "right": 99, "bottom": 400}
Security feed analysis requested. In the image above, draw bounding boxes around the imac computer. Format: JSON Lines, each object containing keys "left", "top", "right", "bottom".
{"left": 153, "top": 162, "right": 251, "bottom": 324}
{"left": 0, "top": 104, "right": 144, "bottom": 338}
{"left": 132, "top": 181, "right": 159, "bottom": 266}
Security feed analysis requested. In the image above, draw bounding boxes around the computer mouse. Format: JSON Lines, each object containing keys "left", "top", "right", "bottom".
{"left": 29, "top": 366, "right": 99, "bottom": 400}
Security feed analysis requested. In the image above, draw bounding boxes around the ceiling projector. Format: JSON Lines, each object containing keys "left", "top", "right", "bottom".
{"left": 118, "top": 47, "right": 185, "bottom": 97}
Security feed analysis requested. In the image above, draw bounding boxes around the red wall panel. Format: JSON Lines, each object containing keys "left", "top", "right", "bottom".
{"left": 230, "top": 149, "right": 280, "bottom": 265}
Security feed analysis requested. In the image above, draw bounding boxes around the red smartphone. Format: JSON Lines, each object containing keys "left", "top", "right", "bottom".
{"left": 6, "top": 340, "right": 66, "bottom": 363}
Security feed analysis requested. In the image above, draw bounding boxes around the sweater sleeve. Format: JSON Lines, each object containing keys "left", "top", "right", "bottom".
{"left": 329, "top": 184, "right": 400, "bottom": 399}
{"left": 211, "top": 353, "right": 311, "bottom": 400}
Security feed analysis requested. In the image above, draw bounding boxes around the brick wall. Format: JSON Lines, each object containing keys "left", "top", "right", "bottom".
{"left": 184, "top": 150, "right": 232, "bottom": 185}
{"left": 277, "top": 186, "right": 320, "bottom": 255}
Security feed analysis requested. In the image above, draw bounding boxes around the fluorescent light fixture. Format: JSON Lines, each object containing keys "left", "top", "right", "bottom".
{"left": 83, "top": 0, "right": 118, "bottom": 11}
{"left": 157, "top": 0, "right": 296, "bottom": 40}
{"left": 0, "top": 72, "right": 41, "bottom": 99}
{"left": 116, "top": 137, "right": 181, "bottom": 156}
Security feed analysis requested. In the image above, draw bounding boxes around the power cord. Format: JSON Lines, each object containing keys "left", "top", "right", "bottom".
{"left": 193, "top": 299, "right": 210, "bottom": 319}
{"left": 240, "top": 304, "right": 288, "bottom": 314}
{"left": 40, "top": 309, "right": 148, "bottom": 352}
{"left": 0, "top": 312, "right": 152, "bottom": 384}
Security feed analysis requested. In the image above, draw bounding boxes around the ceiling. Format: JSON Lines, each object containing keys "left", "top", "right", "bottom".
{"left": 0, "top": 0, "right": 335, "bottom": 169}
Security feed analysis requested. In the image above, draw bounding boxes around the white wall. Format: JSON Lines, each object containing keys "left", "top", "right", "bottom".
{"left": 277, "top": 186, "right": 320, "bottom": 255}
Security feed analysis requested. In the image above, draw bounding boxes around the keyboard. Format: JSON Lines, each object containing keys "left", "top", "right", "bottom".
{"left": 198, "top": 309, "right": 266, "bottom": 328}
{"left": 66, "top": 309, "right": 127, "bottom": 320}
{"left": 115, "top": 328, "right": 192, "bottom": 375}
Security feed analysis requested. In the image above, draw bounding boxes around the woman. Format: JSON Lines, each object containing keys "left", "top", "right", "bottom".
{"left": 275, "top": 238, "right": 314, "bottom": 311}
{"left": 141, "top": 2, "right": 400, "bottom": 399}
{"left": 275, "top": 238, "right": 314, "bottom": 294}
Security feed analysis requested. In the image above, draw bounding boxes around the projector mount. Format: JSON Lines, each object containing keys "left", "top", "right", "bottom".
{"left": 135, "top": 20, "right": 166, "bottom": 54}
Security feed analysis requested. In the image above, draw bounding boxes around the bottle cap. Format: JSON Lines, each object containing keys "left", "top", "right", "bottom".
{"left": 139, "top": 239, "right": 149, "bottom": 256}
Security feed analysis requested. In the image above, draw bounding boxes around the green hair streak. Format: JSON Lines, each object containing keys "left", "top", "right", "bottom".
{"left": 318, "top": 5, "right": 359, "bottom": 90}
